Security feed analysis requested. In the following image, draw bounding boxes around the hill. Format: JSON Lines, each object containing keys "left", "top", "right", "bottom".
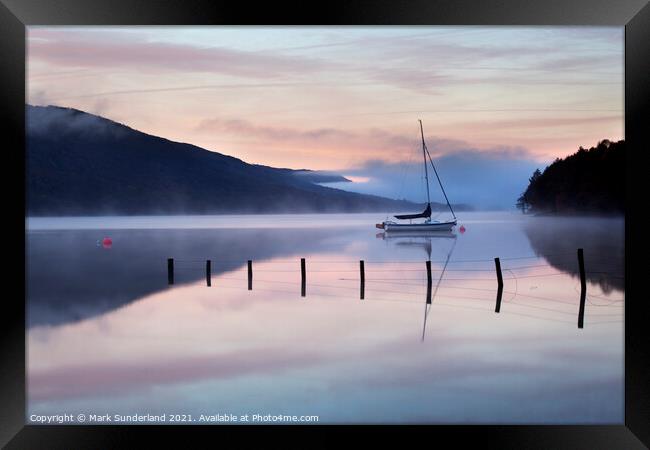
{"left": 26, "top": 105, "right": 438, "bottom": 215}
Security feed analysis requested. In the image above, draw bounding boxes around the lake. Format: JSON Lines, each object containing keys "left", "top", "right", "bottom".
{"left": 25, "top": 212, "right": 624, "bottom": 424}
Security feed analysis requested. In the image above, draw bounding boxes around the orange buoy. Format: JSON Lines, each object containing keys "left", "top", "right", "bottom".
{"left": 459, "top": 225, "right": 466, "bottom": 234}
{"left": 102, "top": 237, "right": 113, "bottom": 248}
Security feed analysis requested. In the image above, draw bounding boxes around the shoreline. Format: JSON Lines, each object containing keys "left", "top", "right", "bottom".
{"left": 528, "top": 211, "right": 624, "bottom": 219}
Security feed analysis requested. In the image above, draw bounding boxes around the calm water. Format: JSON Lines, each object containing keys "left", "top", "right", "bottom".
{"left": 26, "top": 212, "right": 624, "bottom": 424}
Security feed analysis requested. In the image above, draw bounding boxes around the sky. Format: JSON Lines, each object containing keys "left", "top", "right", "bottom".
{"left": 27, "top": 26, "right": 624, "bottom": 209}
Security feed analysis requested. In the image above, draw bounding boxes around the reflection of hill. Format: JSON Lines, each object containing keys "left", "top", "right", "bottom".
{"left": 523, "top": 217, "right": 624, "bottom": 293}
{"left": 27, "top": 228, "right": 341, "bottom": 327}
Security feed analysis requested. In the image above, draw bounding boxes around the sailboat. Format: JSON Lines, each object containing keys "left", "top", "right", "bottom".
{"left": 376, "top": 120, "right": 457, "bottom": 232}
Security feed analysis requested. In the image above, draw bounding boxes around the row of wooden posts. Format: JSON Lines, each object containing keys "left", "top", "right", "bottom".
{"left": 167, "top": 248, "right": 588, "bottom": 328}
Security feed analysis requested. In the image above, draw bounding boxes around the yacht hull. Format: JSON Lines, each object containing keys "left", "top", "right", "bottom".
{"left": 382, "top": 220, "right": 457, "bottom": 232}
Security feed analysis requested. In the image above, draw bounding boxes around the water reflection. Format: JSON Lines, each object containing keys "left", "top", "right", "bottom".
{"left": 26, "top": 227, "right": 343, "bottom": 327}
{"left": 26, "top": 213, "right": 624, "bottom": 424}
{"left": 523, "top": 216, "right": 624, "bottom": 293}
{"left": 377, "top": 230, "right": 456, "bottom": 259}
{"left": 376, "top": 231, "right": 458, "bottom": 341}
{"left": 422, "top": 303, "right": 432, "bottom": 342}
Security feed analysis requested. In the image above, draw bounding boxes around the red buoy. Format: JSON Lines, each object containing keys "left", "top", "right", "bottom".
{"left": 459, "top": 225, "right": 466, "bottom": 234}
{"left": 102, "top": 237, "right": 113, "bottom": 248}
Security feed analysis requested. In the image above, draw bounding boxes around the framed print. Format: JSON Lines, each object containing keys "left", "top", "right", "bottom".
{"left": 1, "top": 0, "right": 648, "bottom": 448}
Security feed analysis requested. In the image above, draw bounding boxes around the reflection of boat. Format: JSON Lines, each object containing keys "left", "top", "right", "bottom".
{"left": 421, "top": 235, "right": 457, "bottom": 341}
{"left": 376, "top": 226, "right": 457, "bottom": 341}
{"left": 377, "top": 230, "right": 456, "bottom": 259}
{"left": 376, "top": 230, "right": 456, "bottom": 260}
{"left": 376, "top": 230, "right": 456, "bottom": 240}
{"left": 376, "top": 120, "right": 457, "bottom": 232}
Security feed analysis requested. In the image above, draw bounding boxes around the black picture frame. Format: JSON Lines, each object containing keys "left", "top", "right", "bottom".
{"left": 2, "top": 0, "right": 648, "bottom": 448}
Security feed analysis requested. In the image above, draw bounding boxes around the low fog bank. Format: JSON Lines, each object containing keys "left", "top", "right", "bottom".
{"left": 325, "top": 152, "right": 542, "bottom": 210}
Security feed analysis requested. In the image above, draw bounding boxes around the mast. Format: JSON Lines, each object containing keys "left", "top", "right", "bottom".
{"left": 420, "top": 120, "right": 457, "bottom": 220}
{"left": 419, "top": 119, "right": 431, "bottom": 206}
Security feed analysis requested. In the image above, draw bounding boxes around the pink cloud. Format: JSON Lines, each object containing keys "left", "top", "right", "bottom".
{"left": 459, "top": 115, "right": 622, "bottom": 130}
{"left": 195, "top": 118, "right": 537, "bottom": 162}
{"left": 28, "top": 29, "right": 326, "bottom": 79}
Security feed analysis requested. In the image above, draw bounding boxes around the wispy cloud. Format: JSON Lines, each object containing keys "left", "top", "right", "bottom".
{"left": 196, "top": 118, "right": 416, "bottom": 158}
{"left": 43, "top": 82, "right": 340, "bottom": 102}
{"left": 27, "top": 26, "right": 624, "bottom": 193}
{"left": 197, "top": 118, "right": 357, "bottom": 143}
{"left": 29, "top": 28, "right": 328, "bottom": 79}
{"left": 196, "top": 118, "right": 536, "bottom": 160}
{"left": 458, "top": 115, "right": 622, "bottom": 131}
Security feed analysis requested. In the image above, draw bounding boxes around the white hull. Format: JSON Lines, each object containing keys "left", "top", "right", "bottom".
{"left": 383, "top": 220, "right": 457, "bottom": 232}
{"left": 378, "top": 230, "right": 456, "bottom": 239}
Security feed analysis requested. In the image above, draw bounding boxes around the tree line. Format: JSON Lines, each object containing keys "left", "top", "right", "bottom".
{"left": 517, "top": 139, "right": 624, "bottom": 214}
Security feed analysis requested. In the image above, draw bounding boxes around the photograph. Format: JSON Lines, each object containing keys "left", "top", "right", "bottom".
{"left": 23, "top": 25, "right": 627, "bottom": 426}
{"left": 2, "top": 0, "right": 649, "bottom": 447}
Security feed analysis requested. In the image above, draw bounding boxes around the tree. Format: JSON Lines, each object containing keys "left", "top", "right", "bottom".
{"left": 516, "top": 192, "right": 529, "bottom": 213}
{"left": 529, "top": 168, "right": 542, "bottom": 184}
{"left": 516, "top": 168, "right": 541, "bottom": 213}
{"left": 515, "top": 140, "right": 624, "bottom": 214}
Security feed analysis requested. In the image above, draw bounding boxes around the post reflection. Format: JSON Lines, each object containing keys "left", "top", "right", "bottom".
{"left": 26, "top": 213, "right": 624, "bottom": 424}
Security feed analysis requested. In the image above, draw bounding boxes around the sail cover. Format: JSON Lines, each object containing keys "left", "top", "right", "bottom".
{"left": 394, "top": 203, "right": 431, "bottom": 220}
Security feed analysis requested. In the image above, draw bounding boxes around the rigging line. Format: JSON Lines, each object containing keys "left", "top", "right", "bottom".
{"left": 419, "top": 120, "right": 432, "bottom": 206}
{"left": 425, "top": 144, "right": 455, "bottom": 219}
{"left": 421, "top": 127, "right": 456, "bottom": 219}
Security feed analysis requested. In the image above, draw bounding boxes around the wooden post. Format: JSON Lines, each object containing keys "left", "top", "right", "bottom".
{"left": 206, "top": 259, "right": 211, "bottom": 287}
{"left": 301, "top": 258, "right": 306, "bottom": 297}
{"left": 248, "top": 260, "right": 253, "bottom": 290}
{"left": 359, "top": 260, "right": 365, "bottom": 300}
{"left": 494, "top": 257, "right": 503, "bottom": 313}
{"left": 426, "top": 260, "right": 432, "bottom": 304}
{"left": 578, "top": 248, "right": 586, "bottom": 328}
{"left": 167, "top": 258, "right": 174, "bottom": 285}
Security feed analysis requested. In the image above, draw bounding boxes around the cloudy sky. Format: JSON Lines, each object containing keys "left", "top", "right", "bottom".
{"left": 27, "top": 27, "right": 623, "bottom": 208}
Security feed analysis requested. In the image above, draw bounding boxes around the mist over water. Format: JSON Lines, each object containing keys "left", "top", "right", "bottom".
{"left": 26, "top": 212, "right": 624, "bottom": 424}
{"left": 326, "top": 154, "right": 541, "bottom": 210}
